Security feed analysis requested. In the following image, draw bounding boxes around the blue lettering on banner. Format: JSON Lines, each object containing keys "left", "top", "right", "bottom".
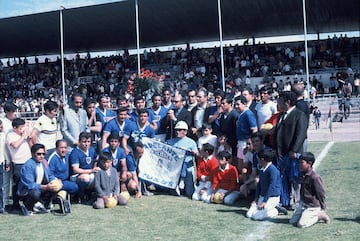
{"left": 140, "top": 137, "right": 185, "bottom": 189}
{"left": 144, "top": 140, "right": 182, "bottom": 161}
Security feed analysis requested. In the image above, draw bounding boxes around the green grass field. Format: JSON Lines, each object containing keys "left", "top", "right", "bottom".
{"left": 1, "top": 142, "right": 359, "bottom": 241}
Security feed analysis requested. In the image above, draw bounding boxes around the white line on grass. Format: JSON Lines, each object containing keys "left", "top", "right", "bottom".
{"left": 313, "top": 141, "right": 334, "bottom": 171}
{"left": 243, "top": 141, "right": 334, "bottom": 241}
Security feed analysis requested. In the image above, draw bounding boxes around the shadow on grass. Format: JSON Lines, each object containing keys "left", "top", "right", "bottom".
{"left": 269, "top": 217, "right": 290, "bottom": 224}
{"left": 334, "top": 216, "right": 360, "bottom": 224}
{"left": 216, "top": 208, "right": 247, "bottom": 216}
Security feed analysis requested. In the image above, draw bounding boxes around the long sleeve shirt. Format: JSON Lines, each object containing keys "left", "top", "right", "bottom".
{"left": 300, "top": 169, "right": 326, "bottom": 209}
{"left": 212, "top": 164, "right": 239, "bottom": 191}
{"left": 94, "top": 167, "right": 120, "bottom": 198}
{"left": 196, "top": 155, "right": 219, "bottom": 181}
{"left": 256, "top": 163, "right": 281, "bottom": 202}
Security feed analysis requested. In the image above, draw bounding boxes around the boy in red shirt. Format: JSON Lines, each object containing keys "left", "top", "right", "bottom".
{"left": 210, "top": 151, "right": 240, "bottom": 205}
{"left": 192, "top": 143, "right": 218, "bottom": 202}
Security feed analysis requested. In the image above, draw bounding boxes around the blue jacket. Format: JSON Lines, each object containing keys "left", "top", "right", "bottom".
{"left": 48, "top": 152, "right": 70, "bottom": 181}
{"left": 17, "top": 158, "right": 55, "bottom": 196}
{"left": 256, "top": 163, "right": 281, "bottom": 202}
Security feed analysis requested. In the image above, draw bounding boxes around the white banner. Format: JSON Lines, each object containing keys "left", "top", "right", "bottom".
{"left": 138, "top": 137, "right": 186, "bottom": 189}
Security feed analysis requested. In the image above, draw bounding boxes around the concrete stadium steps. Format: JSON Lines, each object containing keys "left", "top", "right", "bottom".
{"left": 307, "top": 97, "right": 360, "bottom": 142}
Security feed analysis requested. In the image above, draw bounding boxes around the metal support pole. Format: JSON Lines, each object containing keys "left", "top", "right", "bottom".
{"left": 60, "top": 8, "right": 66, "bottom": 104}
{"left": 302, "top": 0, "right": 311, "bottom": 101}
{"left": 217, "top": 0, "right": 226, "bottom": 92}
{"left": 135, "top": 0, "right": 141, "bottom": 76}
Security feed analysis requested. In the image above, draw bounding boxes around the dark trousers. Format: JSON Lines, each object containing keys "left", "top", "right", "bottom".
{"left": 0, "top": 163, "right": 4, "bottom": 209}
{"left": 12, "top": 164, "right": 23, "bottom": 208}
{"left": 22, "top": 189, "right": 56, "bottom": 210}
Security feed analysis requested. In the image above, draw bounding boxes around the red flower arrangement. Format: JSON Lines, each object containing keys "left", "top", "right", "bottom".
{"left": 127, "top": 68, "right": 165, "bottom": 95}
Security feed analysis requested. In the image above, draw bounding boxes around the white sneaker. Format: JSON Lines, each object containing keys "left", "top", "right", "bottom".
{"left": 179, "top": 179, "right": 185, "bottom": 189}
{"left": 33, "top": 202, "right": 49, "bottom": 214}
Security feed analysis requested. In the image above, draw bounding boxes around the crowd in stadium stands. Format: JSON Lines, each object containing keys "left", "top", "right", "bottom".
{"left": 0, "top": 34, "right": 358, "bottom": 225}
{"left": 0, "top": 34, "right": 359, "bottom": 113}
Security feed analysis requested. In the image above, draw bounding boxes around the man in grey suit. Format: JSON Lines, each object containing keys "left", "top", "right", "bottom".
{"left": 59, "top": 93, "right": 89, "bottom": 152}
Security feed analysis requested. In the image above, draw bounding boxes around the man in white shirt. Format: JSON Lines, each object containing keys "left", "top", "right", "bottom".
{"left": 0, "top": 102, "right": 17, "bottom": 208}
{"left": 6, "top": 118, "right": 31, "bottom": 210}
{"left": 30, "top": 101, "right": 59, "bottom": 160}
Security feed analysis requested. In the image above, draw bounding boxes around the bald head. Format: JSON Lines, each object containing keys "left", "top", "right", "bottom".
{"left": 293, "top": 83, "right": 305, "bottom": 98}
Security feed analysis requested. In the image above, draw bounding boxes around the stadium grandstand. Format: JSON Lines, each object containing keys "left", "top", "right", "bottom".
{"left": 0, "top": 0, "right": 359, "bottom": 118}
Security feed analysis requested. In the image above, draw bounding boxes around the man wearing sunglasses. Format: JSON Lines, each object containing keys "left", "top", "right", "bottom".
{"left": 17, "top": 144, "right": 60, "bottom": 216}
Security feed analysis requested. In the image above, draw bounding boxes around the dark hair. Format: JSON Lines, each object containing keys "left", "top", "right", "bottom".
{"left": 202, "top": 143, "right": 215, "bottom": 154}
{"left": 4, "top": 102, "right": 17, "bottom": 112}
{"left": 250, "top": 132, "right": 264, "bottom": 141}
{"left": 31, "top": 143, "right": 45, "bottom": 154}
{"left": 97, "top": 94, "right": 109, "bottom": 103}
{"left": 278, "top": 91, "right": 297, "bottom": 106}
{"left": 44, "top": 101, "right": 58, "bottom": 112}
{"left": 152, "top": 93, "right": 162, "bottom": 101}
{"left": 213, "top": 89, "right": 225, "bottom": 99}
{"left": 133, "top": 141, "right": 144, "bottom": 150}
{"left": 12, "top": 118, "right": 25, "bottom": 128}
{"left": 300, "top": 152, "right": 316, "bottom": 166}
{"left": 187, "top": 89, "right": 196, "bottom": 95}
{"left": 71, "top": 93, "right": 83, "bottom": 101}
{"left": 55, "top": 139, "right": 67, "bottom": 148}
{"left": 134, "top": 95, "right": 145, "bottom": 103}
{"left": 258, "top": 148, "right": 275, "bottom": 163}
{"left": 260, "top": 86, "right": 273, "bottom": 94}
{"left": 84, "top": 98, "right": 97, "bottom": 108}
{"left": 98, "top": 152, "right": 112, "bottom": 164}
{"left": 242, "top": 87, "right": 253, "bottom": 95}
{"left": 223, "top": 97, "right": 233, "bottom": 105}
{"left": 116, "top": 107, "right": 128, "bottom": 114}
{"left": 201, "top": 123, "right": 212, "bottom": 130}
{"left": 217, "top": 132, "right": 228, "bottom": 139}
{"left": 78, "top": 131, "right": 91, "bottom": 141}
{"left": 234, "top": 95, "right": 247, "bottom": 104}
{"left": 108, "top": 132, "right": 121, "bottom": 142}
{"left": 116, "top": 95, "right": 128, "bottom": 104}
{"left": 162, "top": 88, "right": 171, "bottom": 95}
{"left": 217, "top": 151, "right": 231, "bottom": 162}
{"left": 137, "top": 108, "right": 149, "bottom": 116}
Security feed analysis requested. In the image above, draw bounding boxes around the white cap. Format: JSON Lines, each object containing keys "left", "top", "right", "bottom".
{"left": 174, "top": 121, "right": 188, "bottom": 130}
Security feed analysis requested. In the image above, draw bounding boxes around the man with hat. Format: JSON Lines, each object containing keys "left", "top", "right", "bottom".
{"left": 166, "top": 121, "right": 198, "bottom": 197}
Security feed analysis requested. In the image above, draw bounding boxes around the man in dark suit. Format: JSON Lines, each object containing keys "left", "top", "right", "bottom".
{"left": 219, "top": 97, "right": 238, "bottom": 161}
{"left": 161, "top": 94, "right": 192, "bottom": 140}
{"left": 293, "top": 82, "right": 310, "bottom": 152}
{"left": 275, "top": 90, "right": 308, "bottom": 208}
{"left": 242, "top": 87, "right": 257, "bottom": 117}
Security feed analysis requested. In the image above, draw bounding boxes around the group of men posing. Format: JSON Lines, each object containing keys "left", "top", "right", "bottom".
{"left": 0, "top": 82, "right": 329, "bottom": 227}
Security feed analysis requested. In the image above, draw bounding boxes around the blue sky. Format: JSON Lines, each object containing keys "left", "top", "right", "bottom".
{"left": 0, "top": 0, "right": 119, "bottom": 18}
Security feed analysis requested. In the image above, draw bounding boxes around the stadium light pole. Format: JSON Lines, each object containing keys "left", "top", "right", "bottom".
{"left": 135, "top": 0, "right": 141, "bottom": 76}
{"left": 302, "top": 0, "right": 311, "bottom": 101}
{"left": 217, "top": 0, "right": 226, "bottom": 92}
{"left": 59, "top": 7, "right": 67, "bottom": 104}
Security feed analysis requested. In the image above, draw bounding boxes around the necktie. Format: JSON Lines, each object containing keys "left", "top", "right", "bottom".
{"left": 279, "top": 111, "right": 287, "bottom": 124}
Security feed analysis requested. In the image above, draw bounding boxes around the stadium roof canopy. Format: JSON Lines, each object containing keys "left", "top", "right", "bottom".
{"left": 0, "top": 0, "right": 359, "bottom": 58}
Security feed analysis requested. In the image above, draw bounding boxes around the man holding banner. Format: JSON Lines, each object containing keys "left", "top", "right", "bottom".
{"left": 137, "top": 121, "right": 198, "bottom": 198}
{"left": 166, "top": 121, "right": 198, "bottom": 197}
